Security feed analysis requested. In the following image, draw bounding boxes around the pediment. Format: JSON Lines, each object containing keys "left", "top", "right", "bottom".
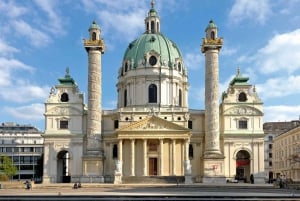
{"left": 117, "top": 115, "right": 189, "bottom": 132}
{"left": 224, "top": 106, "right": 263, "bottom": 116}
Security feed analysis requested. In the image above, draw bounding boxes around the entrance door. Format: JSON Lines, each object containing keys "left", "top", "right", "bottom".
{"left": 235, "top": 150, "right": 250, "bottom": 182}
{"left": 149, "top": 158, "right": 157, "bottom": 176}
{"left": 57, "top": 151, "right": 70, "bottom": 183}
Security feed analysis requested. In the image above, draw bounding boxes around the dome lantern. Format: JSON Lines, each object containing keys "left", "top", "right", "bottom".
{"left": 145, "top": 0, "right": 160, "bottom": 34}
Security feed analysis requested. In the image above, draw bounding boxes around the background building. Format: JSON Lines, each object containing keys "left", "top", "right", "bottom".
{"left": 0, "top": 122, "right": 43, "bottom": 181}
{"left": 42, "top": 2, "right": 265, "bottom": 184}
{"left": 271, "top": 121, "right": 300, "bottom": 182}
{"left": 263, "top": 120, "right": 300, "bottom": 182}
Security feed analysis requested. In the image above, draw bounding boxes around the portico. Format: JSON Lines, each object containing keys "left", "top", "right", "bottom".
{"left": 112, "top": 116, "right": 191, "bottom": 182}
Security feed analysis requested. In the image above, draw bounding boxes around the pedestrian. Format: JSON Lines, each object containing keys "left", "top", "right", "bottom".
{"left": 250, "top": 174, "right": 254, "bottom": 184}
{"left": 24, "top": 180, "right": 31, "bottom": 190}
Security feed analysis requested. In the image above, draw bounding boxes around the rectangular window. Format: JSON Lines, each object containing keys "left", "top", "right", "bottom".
{"left": 269, "top": 153, "right": 272, "bottom": 158}
{"left": 238, "top": 120, "right": 248, "bottom": 129}
{"left": 269, "top": 144, "right": 272, "bottom": 149}
{"left": 60, "top": 120, "right": 68, "bottom": 129}
{"left": 268, "top": 136, "right": 273, "bottom": 141}
{"left": 114, "top": 120, "right": 119, "bottom": 129}
{"left": 188, "top": 120, "right": 193, "bottom": 129}
{"left": 6, "top": 147, "right": 12, "bottom": 152}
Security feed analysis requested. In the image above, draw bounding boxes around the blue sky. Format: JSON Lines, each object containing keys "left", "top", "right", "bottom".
{"left": 1, "top": 0, "right": 300, "bottom": 131}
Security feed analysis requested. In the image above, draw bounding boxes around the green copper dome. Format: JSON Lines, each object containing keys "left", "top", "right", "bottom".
{"left": 205, "top": 20, "right": 217, "bottom": 31}
{"left": 89, "top": 20, "right": 100, "bottom": 30}
{"left": 123, "top": 33, "right": 186, "bottom": 70}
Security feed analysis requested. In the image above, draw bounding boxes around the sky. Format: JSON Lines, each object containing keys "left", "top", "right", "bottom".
{"left": 1, "top": 0, "right": 300, "bottom": 131}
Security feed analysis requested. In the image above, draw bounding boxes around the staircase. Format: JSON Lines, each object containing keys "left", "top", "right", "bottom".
{"left": 122, "top": 176, "right": 185, "bottom": 184}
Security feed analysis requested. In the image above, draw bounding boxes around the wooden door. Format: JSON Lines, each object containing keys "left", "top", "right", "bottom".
{"left": 149, "top": 158, "right": 157, "bottom": 175}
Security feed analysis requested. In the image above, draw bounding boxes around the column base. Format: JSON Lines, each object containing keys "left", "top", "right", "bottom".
{"left": 185, "top": 175, "right": 193, "bottom": 184}
{"left": 202, "top": 157, "right": 226, "bottom": 184}
{"left": 114, "top": 174, "right": 122, "bottom": 184}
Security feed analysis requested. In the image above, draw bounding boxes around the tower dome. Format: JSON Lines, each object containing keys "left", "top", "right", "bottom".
{"left": 122, "top": 33, "right": 186, "bottom": 72}
{"left": 116, "top": 1, "right": 189, "bottom": 109}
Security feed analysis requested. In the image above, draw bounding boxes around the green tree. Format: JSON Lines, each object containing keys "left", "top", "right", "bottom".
{"left": 0, "top": 155, "right": 18, "bottom": 180}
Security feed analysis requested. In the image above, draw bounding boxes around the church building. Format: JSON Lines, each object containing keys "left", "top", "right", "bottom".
{"left": 42, "top": 1, "right": 265, "bottom": 184}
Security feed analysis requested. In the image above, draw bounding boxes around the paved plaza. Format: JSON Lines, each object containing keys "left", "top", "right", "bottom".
{"left": 0, "top": 183, "right": 300, "bottom": 200}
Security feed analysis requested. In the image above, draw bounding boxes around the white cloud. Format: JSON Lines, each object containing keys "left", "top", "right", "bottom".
{"left": 221, "top": 46, "right": 237, "bottom": 56}
{"left": 184, "top": 52, "right": 203, "bottom": 70}
{"left": 0, "top": 1, "right": 28, "bottom": 18}
{"left": 0, "top": 57, "right": 49, "bottom": 103}
{"left": 0, "top": 39, "right": 19, "bottom": 56}
{"left": 254, "top": 29, "right": 300, "bottom": 74}
{"left": 98, "top": 9, "right": 145, "bottom": 41}
{"left": 0, "top": 83, "right": 49, "bottom": 103}
{"left": 256, "top": 75, "right": 300, "bottom": 100}
{"left": 12, "top": 20, "right": 51, "bottom": 47}
{"left": 33, "top": 0, "right": 65, "bottom": 36}
{"left": 3, "top": 103, "right": 45, "bottom": 121}
{"left": 264, "top": 105, "right": 300, "bottom": 122}
{"left": 229, "top": 0, "right": 272, "bottom": 25}
{"left": 0, "top": 57, "right": 34, "bottom": 86}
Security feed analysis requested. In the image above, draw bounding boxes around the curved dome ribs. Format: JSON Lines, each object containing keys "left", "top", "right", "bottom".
{"left": 116, "top": 2, "right": 189, "bottom": 109}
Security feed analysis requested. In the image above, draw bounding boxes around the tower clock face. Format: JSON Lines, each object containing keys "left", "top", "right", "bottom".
{"left": 149, "top": 56, "right": 157, "bottom": 66}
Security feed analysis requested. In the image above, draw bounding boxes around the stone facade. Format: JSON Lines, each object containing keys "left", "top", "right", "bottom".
{"left": 42, "top": 2, "right": 265, "bottom": 184}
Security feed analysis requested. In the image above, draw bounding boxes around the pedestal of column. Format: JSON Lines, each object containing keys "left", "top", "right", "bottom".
{"left": 114, "top": 160, "right": 122, "bottom": 184}
{"left": 202, "top": 158, "right": 226, "bottom": 183}
{"left": 184, "top": 160, "right": 193, "bottom": 184}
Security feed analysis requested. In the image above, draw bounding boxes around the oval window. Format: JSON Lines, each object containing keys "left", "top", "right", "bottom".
{"left": 149, "top": 56, "right": 157, "bottom": 66}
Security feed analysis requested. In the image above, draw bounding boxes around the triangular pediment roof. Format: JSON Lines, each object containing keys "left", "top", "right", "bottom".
{"left": 116, "top": 115, "right": 191, "bottom": 139}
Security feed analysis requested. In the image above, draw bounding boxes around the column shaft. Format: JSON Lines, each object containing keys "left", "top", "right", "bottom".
{"left": 131, "top": 139, "right": 135, "bottom": 176}
{"left": 143, "top": 139, "right": 147, "bottom": 176}
{"left": 160, "top": 139, "right": 164, "bottom": 175}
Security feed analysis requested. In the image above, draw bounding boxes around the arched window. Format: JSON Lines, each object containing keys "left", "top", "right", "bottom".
{"left": 238, "top": 92, "right": 247, "bottom": 102}
{"left": 148, "top": 84, "right": 157, "bottom": 103}
{"left": 210, "top": 31, "right": 215, "bottom": 39}
{"left": 178, "top": 62, "right": 182, "bottom": 72}
{"left": 124, "top": 90, "right": 127, "bottom": 107}
{"left": 178, "top": 89, "right": 182, "bottom": 106}
{"left": 60, "top": 93, "right": 69, "bottom": 102}
{"left": 124, "top": 63, "right": 128, "bottom": 72}
{"left": 151, "top": 21, "right": 155, "bottom": 33}
{"left": 92, "top": 32, "right": 97, "bottom": 41}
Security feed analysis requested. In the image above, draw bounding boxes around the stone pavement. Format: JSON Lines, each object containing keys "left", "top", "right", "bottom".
{"left": 0, "top": 182, "right": 299, "bottom": 200}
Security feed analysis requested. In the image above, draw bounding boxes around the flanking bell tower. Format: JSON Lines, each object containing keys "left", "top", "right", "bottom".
{"left": 82, "top": 21, "right": 105, "bottom": 182}
{"left": 201, "top": 20, "right": 225, "bottom": 183}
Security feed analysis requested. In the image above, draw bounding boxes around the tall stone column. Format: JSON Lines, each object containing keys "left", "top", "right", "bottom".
{"left": 82, "top": 21, "right": 105, "bottom": 182}
{"left": 201, "top": 20, "right": 225, "bottom": 183}
{"left": 84, "top": 21, "right": 105, "bottom": 154}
